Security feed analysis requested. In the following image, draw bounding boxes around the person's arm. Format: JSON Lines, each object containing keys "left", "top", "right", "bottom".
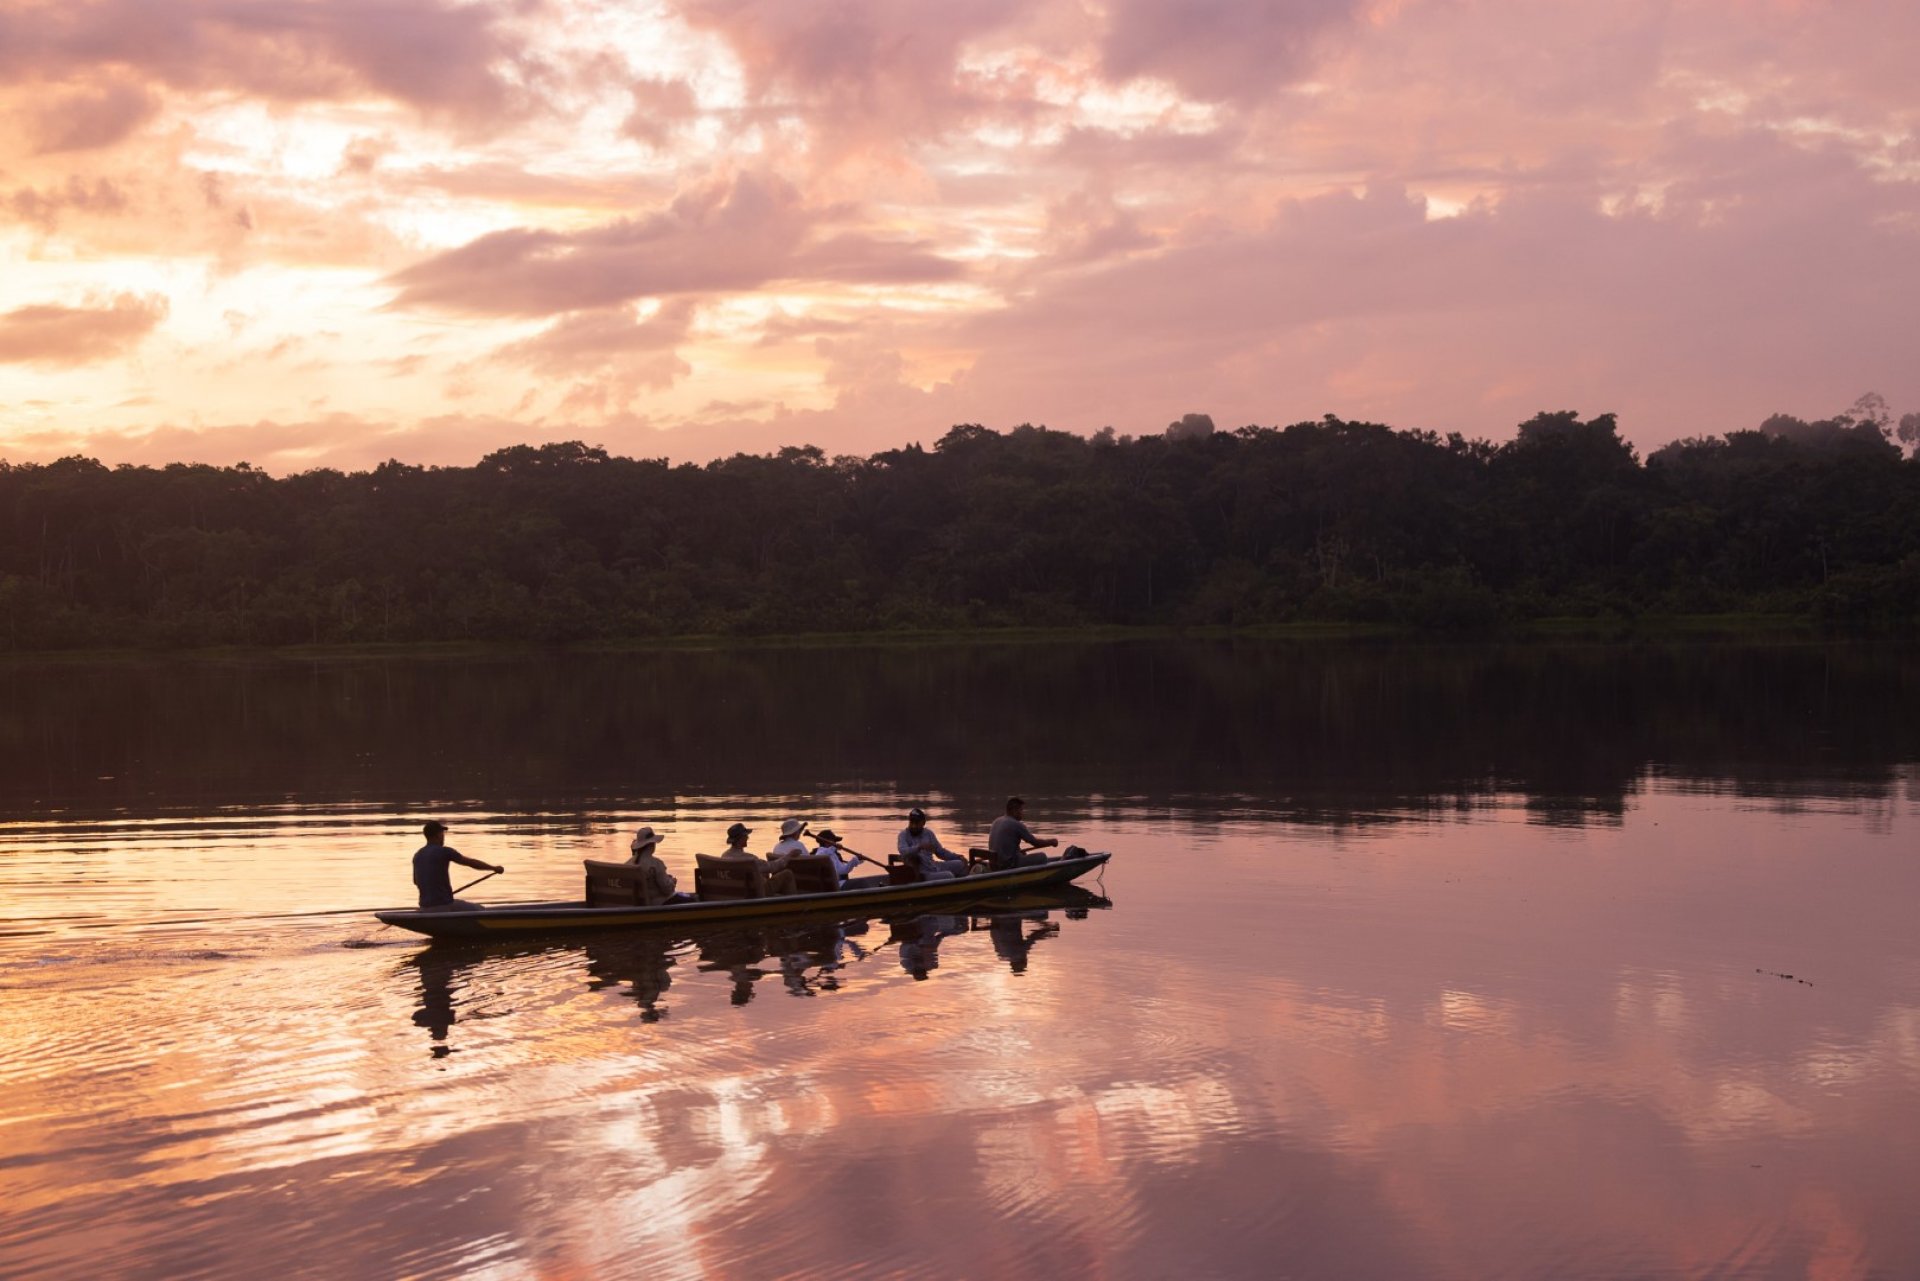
{"left": 1020, "top": 822, "right": 1058, "bottom": 849}
{"left": 896, "top": 830, "right": 915, "bottom": 857}
{"left": 451, "top": 851, "right": 505, "bottom": 873}
{"left": 934, "top": 832, "right": 959, "bottom": 860}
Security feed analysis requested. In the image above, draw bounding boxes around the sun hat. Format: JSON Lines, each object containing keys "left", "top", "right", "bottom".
{"left": 780, "top": 818, "right": 808, "bottom": 839}
{"left": 726, "top": 822, "right": 752, "bottom": 841}
{"left": 630, "top": 825, "right": 661, "bottom": 852}
{"left": 814, "top": 829, "right": 841, "bottom": 844}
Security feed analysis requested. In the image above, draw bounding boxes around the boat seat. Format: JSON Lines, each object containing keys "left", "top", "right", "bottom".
{"left": 968, "top": 847, "right": 996, "bottom": 873}
{"left": 695, "top": 853, "right": 767, "bottom": 900}
{"left": 781, "top": 854, "right": 841, "bottom": 895}
{"left": 584, "top": 859, "right": 648, "bottom": 906}
{"left": 887, "top": 855, "right": 921, "bottom": 885}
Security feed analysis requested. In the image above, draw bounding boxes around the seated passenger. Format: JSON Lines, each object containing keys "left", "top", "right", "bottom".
{"left": 624, "top": 825, "right": 686, "bottom": 906}
{"left": 721, "top": 821, "right": 797, "bottom": 896}
{"left": 769, "top": 818, "right": 810, "bottom": 868}
{"left": 810, "top": 828, "right": 859, "bottom": 882}
{"left": 897, "top": 807, "right": 968, "bottom": 880}
{"left": 986, "top": 796, "right": 1060, "bottom": 870}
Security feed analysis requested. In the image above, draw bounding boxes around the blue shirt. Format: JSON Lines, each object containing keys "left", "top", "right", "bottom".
{"left": 413, "top": 843, "right": 462, "bottom": 907}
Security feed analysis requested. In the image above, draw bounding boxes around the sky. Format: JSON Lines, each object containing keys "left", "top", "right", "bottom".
{"left": 0, "top": 0, "right": 1916, "bottom": 472}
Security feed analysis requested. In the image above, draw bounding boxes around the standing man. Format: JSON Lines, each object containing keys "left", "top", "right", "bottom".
{"left": 987, "top": 796, "right": 1059, "bottom": 871}
{"left": 898, "top": 807, "right": 969, "bottom": 880}
{"left": 412, "top": 820, "right": 503, "bottom": 911}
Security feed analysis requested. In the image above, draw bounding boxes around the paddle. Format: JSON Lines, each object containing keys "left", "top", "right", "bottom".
{"left": 452, "top": 868, "right": 502, "bottom": 896}
{"left": 837, "top": 845, "right": 890, "bottom": 873}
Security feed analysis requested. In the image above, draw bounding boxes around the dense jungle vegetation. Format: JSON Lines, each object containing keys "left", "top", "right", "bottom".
{"left": 3, "top": 406, "right": 1918, "bottom": 650}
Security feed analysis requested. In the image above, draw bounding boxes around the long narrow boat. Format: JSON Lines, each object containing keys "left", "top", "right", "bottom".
{"left": 375, "top": 851, "right": 1112, "bottom": 941}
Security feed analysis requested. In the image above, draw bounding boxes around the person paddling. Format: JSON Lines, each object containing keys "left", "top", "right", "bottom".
{"left": 986, "top": 796, "right": 1059, "bottom": 870}
{"left": 811, "top": 828, "right": 859, "bottom": 883}
{"left": 413, "top": 820, "right": 503, "bottom": 911}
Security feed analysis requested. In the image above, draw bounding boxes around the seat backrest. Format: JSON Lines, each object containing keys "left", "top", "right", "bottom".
{"left": 696, "top": 853, "right": 766, "bottom": 900}
{"left": 782, "top": 854, "right": 840, "bottom": 895}
{"left": 584, "top": 859, "right": 643, "bottom": 907}
{"left": 887, "top": 855, "right": 921, "bottom": 885}
{"left": 968, "top": 846, "right": 998, "bottom": 872}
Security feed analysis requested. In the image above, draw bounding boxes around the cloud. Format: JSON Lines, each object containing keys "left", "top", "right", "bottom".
{"left": 0, "top": 293, "right": 168, "bottom": 367}
{"left": 1099, "top": 0, "right": 1362, "bottom": 103}
{"left": 386, "top": 171, "right": 964, "bottom": 315}
{"left": 493, "top": 298, "right": 697, "bottom": 374}
{"left": 0, "top": 0, "right": 531, "bottom": 124}
{"left": 28, "top": 77, "right": 161, "bottom": 153}
{"left": 5, "top": 176, "right": 131, "bottom": 230}
{"left": 621, "top": 76, "right": 699, "bottom": 149}
{"left": 3, "top": 0, "right": 1920, "bottom": 471}
{"left": 935, "top": 128, "right": 1920, "bottom": 442}
{"left": 666, "top": 0, "right": 1035, "bottom": 143}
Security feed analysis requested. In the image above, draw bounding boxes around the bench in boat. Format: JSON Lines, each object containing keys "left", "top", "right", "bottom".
{"left": 695, "top": 852, "right": 844, "bottom": 898}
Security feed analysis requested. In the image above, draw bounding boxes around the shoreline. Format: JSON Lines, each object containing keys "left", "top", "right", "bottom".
{"left": 0, "top": 613, "right": 1864, "bottom": 665}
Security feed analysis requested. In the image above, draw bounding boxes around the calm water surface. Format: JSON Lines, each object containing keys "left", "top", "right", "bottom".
{"left": 2, "top": 641, "right": 1918, "bottom": 1279}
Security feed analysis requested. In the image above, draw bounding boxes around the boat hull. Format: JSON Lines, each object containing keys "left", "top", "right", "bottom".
{"left": 375, "top": 852, "right": 1110, "bottom": 941}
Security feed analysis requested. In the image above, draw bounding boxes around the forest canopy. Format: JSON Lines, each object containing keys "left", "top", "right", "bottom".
{"left": 3, "top": 404, "right": 1918, "bottom": 651}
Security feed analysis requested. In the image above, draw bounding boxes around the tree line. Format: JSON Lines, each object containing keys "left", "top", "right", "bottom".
{"left": 3, "top": 403, "right": 1918, "bottom": 650}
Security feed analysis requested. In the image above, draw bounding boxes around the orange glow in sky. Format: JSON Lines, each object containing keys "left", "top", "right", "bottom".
{"left": 1, "top": 0, "right": 1916, "bottom": 470}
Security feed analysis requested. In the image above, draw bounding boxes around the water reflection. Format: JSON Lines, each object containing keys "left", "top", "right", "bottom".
{"left": 408, "top": 887, "right": 1112, "bottom": 1048}
{"left": 6, "top": 640, "right": 1919, "bottom": 830}
{"left": 4, "top": 642, "right": 1920, "bottom": 1279}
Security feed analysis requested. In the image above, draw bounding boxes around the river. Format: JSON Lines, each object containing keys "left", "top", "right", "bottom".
{"left": 2, "top": 640, "right": 1917, "bottom": 1279}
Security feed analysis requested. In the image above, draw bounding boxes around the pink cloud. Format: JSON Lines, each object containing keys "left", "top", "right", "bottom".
{"left": 387, "top": 171, "right": 963, "bottom": 315}
{"left": 3, "top": 0, "right": 1918, "bottom": 470}
{"left": 5, "top": 175, "right": 130, "bottom": 230}
{"left": 28, "top": 76, "right": 160, "bottom": 153}
{"left": 492, "top": 299, "right": 698, "bottom": 374}
{"left": 1100, "top": 0, "right": 1362, "bottom": 102}
{"left": 0, "top": 0, "right": 531, "bottom": 123}
{"left": 0, "top": 293, "right": 168, "bottom": 367}
{"left": 666, "top": 0, "right": 1036, "bottom": 143}
{"left": 621, "top": 76, "right": 699, "bottom": 149}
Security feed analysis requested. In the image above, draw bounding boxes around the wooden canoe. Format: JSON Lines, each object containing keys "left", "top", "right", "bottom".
{"left": 375, "top": 851, "right": 1111, "bottom": 941}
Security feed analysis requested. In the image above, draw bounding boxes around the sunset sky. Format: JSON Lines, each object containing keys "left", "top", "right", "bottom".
{"left": 1, "top": 0, "right": 1916, "bottom": 471}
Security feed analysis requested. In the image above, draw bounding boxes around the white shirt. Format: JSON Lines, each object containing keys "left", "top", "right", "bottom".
{"left": 814, "top": 844, "right": 857, "bottom": 879}
{"left": 770, "top": 836, "right": 809, "bottom": 863}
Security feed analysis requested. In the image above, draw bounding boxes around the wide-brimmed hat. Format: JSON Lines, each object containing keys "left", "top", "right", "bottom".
{"left": 726, "top": 822, "right": 752, "bottom": 840}
{"left": 780, "top": 818, "right": 808, "bottom": 839}
{"left": 629, "top": 825, "right": 661, "bottom": 852}
{"left": 814, "top": 829, "right": 841, "bottom": 844}
{"left": 907, "top": 807, "right": 927, "bottom": 822}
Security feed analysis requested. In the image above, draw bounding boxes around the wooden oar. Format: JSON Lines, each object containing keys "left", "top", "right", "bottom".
{"left": 453, "top": 869, "right": 501, "bottom": 895}
{"left": 838, "top": 846, "right": 891, "bottom": 874}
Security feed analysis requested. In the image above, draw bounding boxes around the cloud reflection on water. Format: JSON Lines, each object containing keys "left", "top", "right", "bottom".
{"left": 1, "top": 644, "right": 1919, "bottom": 1277}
